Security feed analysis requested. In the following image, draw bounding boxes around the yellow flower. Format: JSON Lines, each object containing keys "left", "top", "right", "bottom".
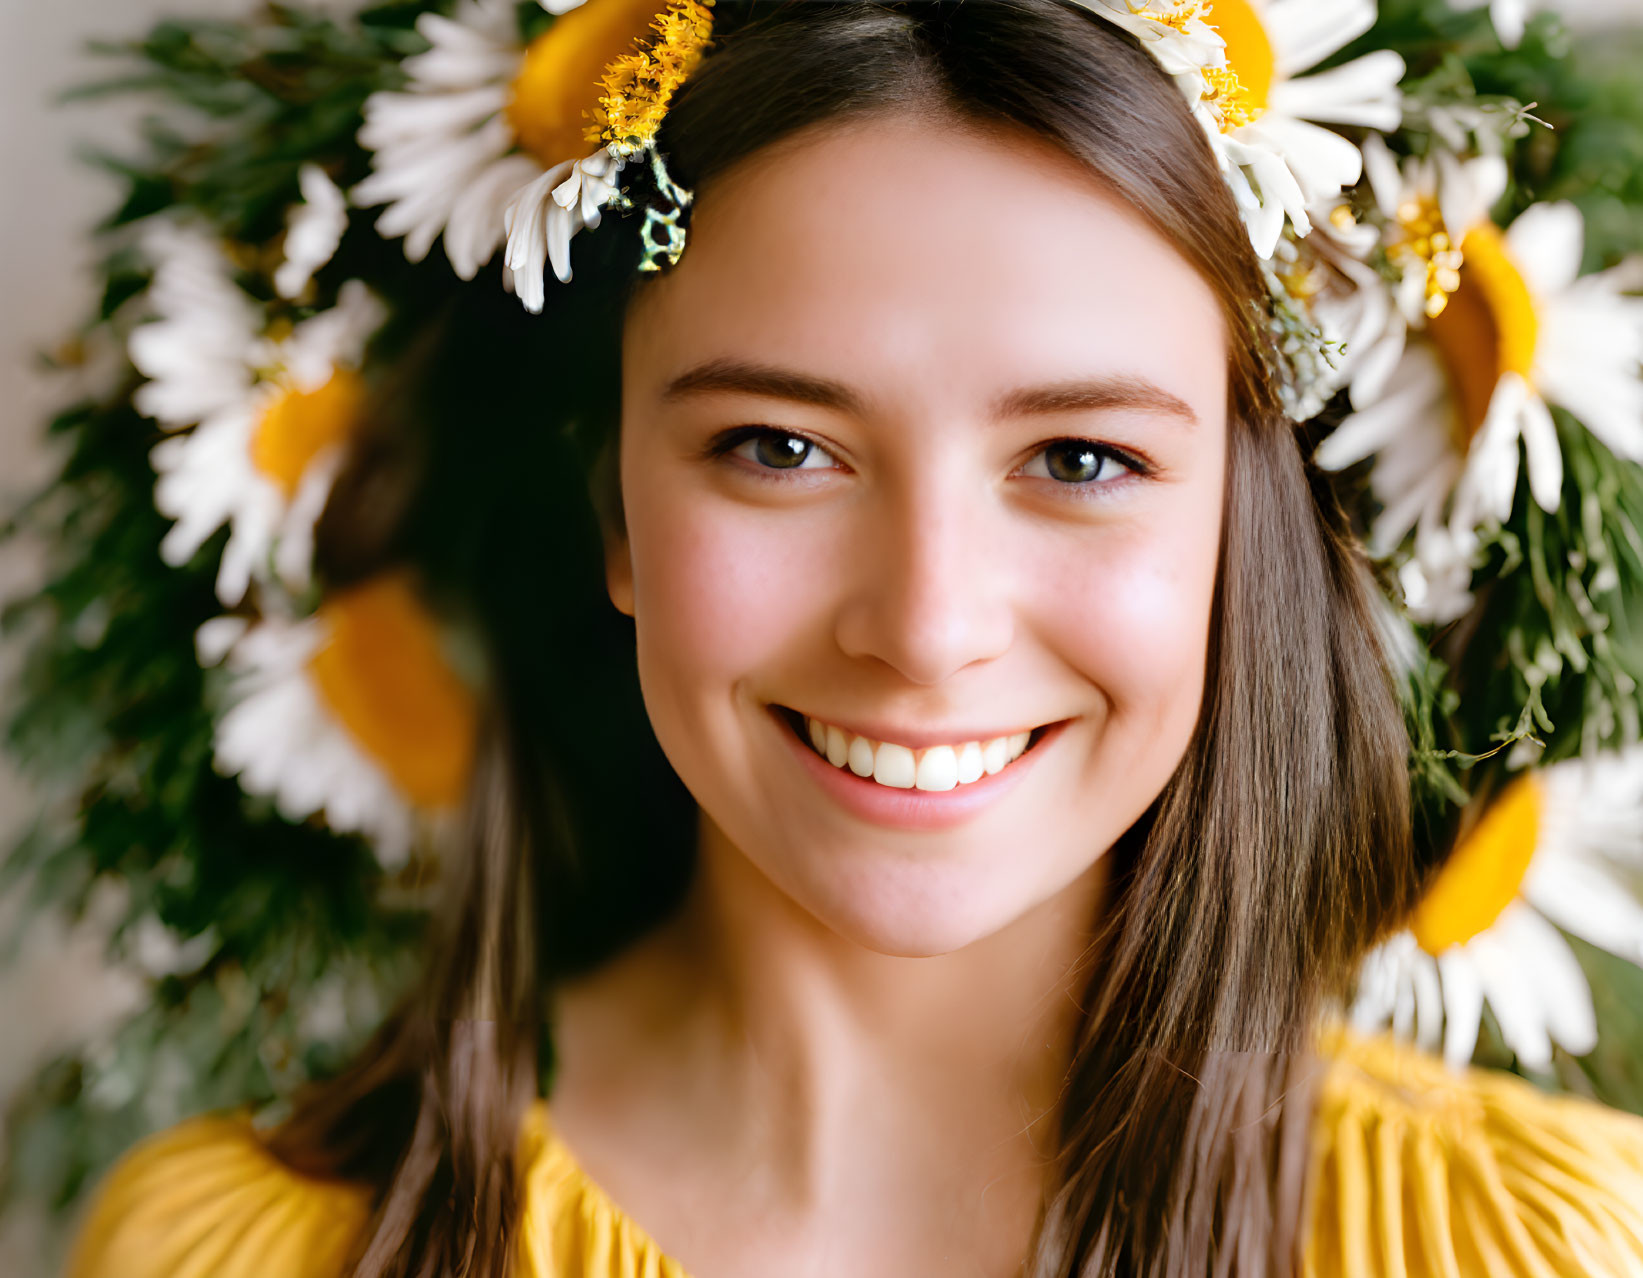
{"left": 585, "top": 0, "right": 714, "bottom": 154}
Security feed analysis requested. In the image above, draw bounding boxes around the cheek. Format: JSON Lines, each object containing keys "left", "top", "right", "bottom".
{"left": 1031, "top": 495, "right": 1222, "bottom": 741}
{"left": 622, "top": 475, "right": 827, "bottom": 713}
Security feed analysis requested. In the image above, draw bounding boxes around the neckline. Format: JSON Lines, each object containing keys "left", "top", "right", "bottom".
{"left": 518, "top": 1098, "right": 694, "bottom": 1276}
{"left": 513, "top": 1027, "right": 1390, "bottom": 1278}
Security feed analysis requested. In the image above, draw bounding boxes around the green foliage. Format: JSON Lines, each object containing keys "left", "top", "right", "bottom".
{"left": 1457, "top": 417, "right": 1643, "bottom": 765}
{"left": 0, "top": 0, "right": 441, "bottom": 1225}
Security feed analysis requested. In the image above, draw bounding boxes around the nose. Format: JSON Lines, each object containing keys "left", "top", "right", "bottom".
{"left": 832, "top": 471, "right": 1015, "bottom": 686}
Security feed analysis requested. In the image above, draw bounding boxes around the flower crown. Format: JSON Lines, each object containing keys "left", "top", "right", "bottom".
{"left": 57, "top": 0, "right": 1643, "bottom": 1118}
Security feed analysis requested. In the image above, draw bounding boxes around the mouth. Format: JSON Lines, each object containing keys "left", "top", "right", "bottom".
{"left": 770, "top": 705, "right": 1061, "bottom": 793}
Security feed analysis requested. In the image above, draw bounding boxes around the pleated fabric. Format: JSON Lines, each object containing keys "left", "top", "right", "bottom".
{"left": 62, "top": 1027, "right": 1643, "bottom": 1278}
{"left": 1307, "top": 1023, "right": 1643, "bottom": 1278}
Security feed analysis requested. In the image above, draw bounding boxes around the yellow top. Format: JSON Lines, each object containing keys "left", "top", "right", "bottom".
{"left": 65, "top": 1026, "right": 1643, "bottom": 1278}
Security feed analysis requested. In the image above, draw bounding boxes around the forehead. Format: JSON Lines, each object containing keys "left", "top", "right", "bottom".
{"left": 623, "top": 113, "right": 1228, "bottom": 424}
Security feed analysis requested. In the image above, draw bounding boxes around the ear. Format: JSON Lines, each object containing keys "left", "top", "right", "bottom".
{"left": 604, "top": 531, "right": 635, "bottom": 617}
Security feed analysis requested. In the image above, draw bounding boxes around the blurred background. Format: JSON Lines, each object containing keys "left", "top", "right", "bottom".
{"left": 4, "top": 0, "right": 1643, "bottom": 1274}
{"left": 2, "top": 6, "right": 208, "bottom": 1267}
{"left": 1, "top": 3, "right": 369, "bottom": 1269}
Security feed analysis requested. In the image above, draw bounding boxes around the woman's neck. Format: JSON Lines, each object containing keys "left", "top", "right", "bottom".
{"left": 548, "top": 813, "right": 1109, "bottom": 1278}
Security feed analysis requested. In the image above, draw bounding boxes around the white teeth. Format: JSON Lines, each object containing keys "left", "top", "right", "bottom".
{"left": 800, "top": 715, "right": 1041, "bottom": 792}
{"left": 874, "top": 742, "right": 917, "bottom": 789}
{"left": 915, "top": 745, "right": 959, "bottom": 792}
{"left": 847, "top": 735, "right": 875, "bottom": 778}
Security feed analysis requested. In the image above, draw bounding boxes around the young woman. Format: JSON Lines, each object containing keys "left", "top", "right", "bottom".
{"left": 64, "top": 3, "right": 1643, "bottom": 1276}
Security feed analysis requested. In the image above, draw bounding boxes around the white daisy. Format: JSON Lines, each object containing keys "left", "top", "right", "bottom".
{"left": 274, "top": 164, "right": 350, "bottom": 300}
{"left": 353, "top": 0, "right": 539, "bottom": 276}
{"left": 1308, "top": 141, "right": 1504, "bottom": 618}
{"left": 1068, "top": 1, "right": 1227, "bottom": 81}
{"left": 204, "top": 573, "right": 478, "bottom": 867}
{"left": 128, "top": 221, "right": 262, "bottom": 429}
{"left": 502, "top": 146, "right": 628, "bottom": 313}
{"left": 1360, "top": 135, "right": 1507, "bottom": 340}
{"left": 132, "top": 222, "right": 386, "bottom": 606}
{"left": 354, "top": 0, "right": 694, "bottom": 291}
{"left": 1350, "top": 746, "right": 1643, "bottom": 1070}
{"left": 1077, "top": 1, "right": 1405, "bottom": 258}
{"left": 1204, "top": 0, "right": 1407, "bottom": 257}
{"left": 1314, "top": 198, "right": 1643, "bottom": 622}
{"left": 506, "top": 0, "right": 713, "bottom": 310}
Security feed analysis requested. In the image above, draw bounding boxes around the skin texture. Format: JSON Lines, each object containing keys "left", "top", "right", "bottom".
{"left": 551, "top": 113, "right": 1230, "bottom": 1278}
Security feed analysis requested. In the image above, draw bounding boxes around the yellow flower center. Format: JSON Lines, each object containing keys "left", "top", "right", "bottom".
{"left": 1389, "top": 194, "right": 1465, "bottom": 320}
{"left": 308, "top": 573, "right": 478, "bottom": 808}
{"left": 1425, "top": 222, "right": 1540, "bottom": 447}
{"left": 1205, "top": 0, "right": 1275, "bottom": 129}
{"left": 249, "top": 369, "right": 364, "bottom": 499}
{"left": 1411, "top": 774, "right": 1543, "bottom": 955}
{"left": 1129, "top": 1, "right": 1213, "bottom": 34}
{"left": 586, "top": 0, "right": 714, "bottom": 154}
{"left": 506, "top": 0, "right": 676, "bottom": 166}
{"left": 1278, "top": 255, "right": 1326, "bottom": 301}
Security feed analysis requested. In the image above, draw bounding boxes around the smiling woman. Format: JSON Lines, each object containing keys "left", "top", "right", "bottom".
{"left": 57, "top": 3, "right": 1643, "bottom": 1278}
{"left": 70, "top": 2, "right": 1408, "bottom": 1275}
{"left": 609, "top": 114, "right": 1233, "bottom": 965}
{"left": 544, "top": 13, "right": 1413, "bottom": 1275}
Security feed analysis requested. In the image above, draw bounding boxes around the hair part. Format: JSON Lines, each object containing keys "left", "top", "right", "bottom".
{"left": 273, "top": 4, "right": 1418, "bottom": 1275}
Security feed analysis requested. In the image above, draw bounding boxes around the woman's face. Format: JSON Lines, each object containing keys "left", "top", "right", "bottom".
{"left": 612, "top": 114, "right": 1229, "bottom": 957}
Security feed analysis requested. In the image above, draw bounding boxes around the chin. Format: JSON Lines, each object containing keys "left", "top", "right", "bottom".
{"left": 780, "top": 850, "right": 1050, "bottom": 958}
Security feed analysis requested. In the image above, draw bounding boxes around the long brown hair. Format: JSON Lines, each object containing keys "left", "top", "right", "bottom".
{"left": 271, "top": 3, "right": 1420, "bottom": 1275}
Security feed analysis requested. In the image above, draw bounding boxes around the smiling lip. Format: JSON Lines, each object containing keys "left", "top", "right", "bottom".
{"left": 789, "top": 712, "right": 1043, "bottom": 752}
{"left": 767, "top": 705, "right": 1069, "bottom": 832}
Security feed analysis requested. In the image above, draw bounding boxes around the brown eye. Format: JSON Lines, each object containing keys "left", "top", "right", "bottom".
{"left": 1022, "top": 439, "right": 1138, "bottom": 486}
{"left": 1045, "top": 441, "right": 1106, "bottom": 483}
{"left": 754, "top": 432, "right": 814, "bottom": 468}
{"left": 727, "top": 428, "right": 841, "bottom": 472}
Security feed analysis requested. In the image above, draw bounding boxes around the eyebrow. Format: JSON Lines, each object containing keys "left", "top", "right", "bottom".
{"left": 659, "top": 358, "right": 1198, "bottom": 428}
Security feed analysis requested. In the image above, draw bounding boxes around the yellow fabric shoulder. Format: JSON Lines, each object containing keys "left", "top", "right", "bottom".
{"left": 62, "top": 1101, "right": 686, "bottom": 1278}
{"left": 1308, "top": 1023, "right": 1643, "bottom": 1277}
{"left": 514, "top": 1101, "right": 689, "bottom": 1278}
{"left": 64, "top": 1112, "right": 373, "bottom": 1278}
{"left": 65, "top": 1033, "right": 1643, "bottom": 1278}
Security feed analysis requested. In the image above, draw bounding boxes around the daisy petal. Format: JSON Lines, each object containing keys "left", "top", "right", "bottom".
{"left": 1268, "top": 50, "right": 1405, "bottom": 131}
{"left": 1501, "top": 905, "right": 1597, "bottom": 1058}
{"left": 1519, "top": 389, "right": 1563, "bottom": 513}
{"left": 1243, "top": 116, "right": 1364, "bottom": 206}
{"left": 1436, "top": 948, "right": 1485, "bottom": 1069}
{"left": 1526, "top": 855, "right": 1643, "bottom": 965}
{"left": 1491, "top": 0, "right": 1530, "bottom": 48}
{"left": 445, "top": 154, "right": 542, "bottom": 280}
{"left": 1316, "top": 348, "right": 1444, "bottom": 470}
{"left": 1360, "top": 133, "right": 1404, "bottom": 220}
{"left": 1266, "top": 0, "right": 1377, "bottom": 77}
{"left": 1411, "top": 949, "right": 1444, "bottom": 1054}
{"left": 1466, "top": 926, "right": 1553, "bottom": 1070}
{"left": 1507, "top": 201, "right": 1586, "bottom": 298}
